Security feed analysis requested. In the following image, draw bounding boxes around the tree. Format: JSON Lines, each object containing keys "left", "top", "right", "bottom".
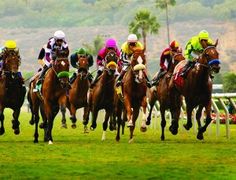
{"left": 156, "top": 0, "right": 176, "bottom": 45}
{"left": 129, "top": 9, "right": 160, "bottom": 49}
{"left": 222, "top": 72, "right": 236, "bottom": 93}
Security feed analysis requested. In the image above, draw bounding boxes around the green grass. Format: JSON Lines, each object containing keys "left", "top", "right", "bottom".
{"left": 0, "top": 109, "right": 236, "bottom": 180}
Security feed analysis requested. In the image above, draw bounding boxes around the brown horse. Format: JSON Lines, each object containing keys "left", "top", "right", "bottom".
{"left": 146, "top": 52, "right": 185, "bottom": 140}
{"left": 28, "top": 49, "right": 70, "bottom": 143}
{"left": 0, "top": 50, "right": 26, "bottom": 136}
{"left": 116, "top": 47, "right": 148, "bottom": 143}
{"left": 87, "top": 50, "right": 118, "bottom": 140}
{"left": 169, "top": 40, "right": 221, "bottom": 140}
{"left": 65, "top": 55, "right": 90, "bottom": 131}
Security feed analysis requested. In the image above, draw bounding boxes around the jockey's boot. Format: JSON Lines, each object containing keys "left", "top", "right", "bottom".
{"left": 143, "top": 72, "right": 152, "bottom": 88}
{"left": 151, "top": 70, "right": 166, "bottom": 87}
{"left": 33, "top": 65, "right": 49, "bottom": 92}
{"left": 90, "top": 70, "right": 102, "bottom": 89}
{"left": 87, "top": 72, "right": 93, "bottom": 83}
{"left": 69, "top": 72, "right": 77, "bottom": 84}
{"left": 116, "top": 70, "right": 126, "bottom": 87}
{"left": 180, "top": 61, "right": 194, "bottom": 78}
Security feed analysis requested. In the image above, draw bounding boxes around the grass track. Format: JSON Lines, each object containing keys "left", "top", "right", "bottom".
{"left": 0, "top": 109, "right": 236, "bottom": 180}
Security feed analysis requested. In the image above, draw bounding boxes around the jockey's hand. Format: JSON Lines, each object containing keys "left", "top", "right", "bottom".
{"left": 50, "top": 60, "right": 54, "bottom": 64}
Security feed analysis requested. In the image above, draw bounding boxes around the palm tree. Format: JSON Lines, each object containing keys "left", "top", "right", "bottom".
{"left": 156, "top": 0, "right": 176, "bottom": 45}
{"left": 129, "top": 9, "right": 160, "bottom": 49}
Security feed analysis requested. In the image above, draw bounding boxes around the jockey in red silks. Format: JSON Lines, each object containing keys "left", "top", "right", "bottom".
{"left": 151, "top": 40, "right": 180, "bottom": 86}
{"left": 90, "top": 38, "right": 120, "bottom": 88}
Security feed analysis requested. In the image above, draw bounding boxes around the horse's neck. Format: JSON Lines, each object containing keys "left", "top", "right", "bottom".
{"left": 100, "top": 70, "right": 114, "bottom": 85}
{"left": 45, "top": 69, "right": 58, "bottom": 86}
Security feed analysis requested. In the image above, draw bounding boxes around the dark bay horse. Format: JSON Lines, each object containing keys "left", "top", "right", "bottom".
{"left": 0, "top": 50, "right": 26, "bottom": 136}
{"left": 116, "top": 47, "right": 148, "bottom": 143}
{"left": 28, "top": 49, "right": 70, "bottom": 143}
{"left": 169, "top": 40, "right": 221, "bottom": 140}
{"left": 65, "top": 55, "right": 90, "bottom": 131}
{"left": 87, "top": 50, "right": 118, "bottom": 140}
{"left": 146, "top": 52, "right": 185, "bottom": 140}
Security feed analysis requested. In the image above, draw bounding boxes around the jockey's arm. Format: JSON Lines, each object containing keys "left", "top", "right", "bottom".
{"left": 87, "top": 54, "right": 94, "bottom": 67}
{"left": 70, "top": 53, "right": 78, "bottom": 68}
{"left": 184, "top": 41, "right": 194, "bottom": 61}
{"left": 96, "top": 55, "right": 103, "bottom": 66}
{"left": 160, "top": 51, "right": 168, "bottom": 70}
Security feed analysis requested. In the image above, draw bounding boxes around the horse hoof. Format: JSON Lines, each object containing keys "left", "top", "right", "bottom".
{"left": 140, "top": 126, "right": 147, "bottom": 132}
{"left": 116, "top": 136, "right": 120, "bottom": 142}
{"left": 48, "top": 140, "right": 53, "bottom": 145}
{"left": 161, "top": 136, "right": 165, "bottom": 141}
{"left": 146, "top": 120, "right": 150, "bottom": 126}
{"left": 29, "top": 120, "right": 34, "bottom": 125}
{"left": 183, "top": 124, "right": 192, "bottom": 131}
{"left": 14, "top": 129, "right": 20, "bottom": 135}
{"left": 0, "top": 128, "right": 5, "bottom": 135}
{"left": 169, "top": 126, "right": 178, "bottom": 135}
{"left": 90, "top": 125, "right": 96, "bottom": 131}
{"left": 39, "top": 123, "right": 45, "bottom": 129}
{"left": 71, "top": 124, "right": 76, "bottom": 129}
{"left": 34, "top": 139, "right": 39, "bottom": 143}
{"left": 197, "top": 132, "right": 204, "bottom": 140}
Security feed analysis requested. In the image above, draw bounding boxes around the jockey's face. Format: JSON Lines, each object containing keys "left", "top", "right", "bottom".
{"left": 77, "top": 54, "right": 86, "bottom": 59}
{"left": 55, "top": 39, "right": 63, "bottom": 46}
{"left": 106, "top": 47, "right": 115, "bottom": 51}
{"left": 128, "top": 42, "right": 136, "bottom": 47}
{"left": 171, "top": 47, "right": 178, "bottom": 52}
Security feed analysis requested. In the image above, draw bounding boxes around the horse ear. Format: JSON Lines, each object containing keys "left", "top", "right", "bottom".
{"left": 214, "top": 39, "right": 219, "bottom": 47}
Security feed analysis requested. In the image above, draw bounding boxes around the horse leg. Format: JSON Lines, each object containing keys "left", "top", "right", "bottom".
{"left": 90, "top": 109, "right": 98, "bottom": 131}
{"left": 12, "top": 109, "right": 21, "bottom": 135}
{"left": 129, "top": 107, "right": 139, "bottom": 143}
{"left": 122, "top": 110, "right": 127, "bottom": 135}
{"left": 109, "top": 109, "right": 115, "bottom": 131}
{"left": 124, "top": 96, "right": 133, "bottom": 127}
{"left": 83, "top": 106, "right": 90, "bottom": 133}
{"left": 61, "top": 105, "right": 67, "bottom": 129}
{"left": 169, "top": 95, "right": 181, "bottom": 135}
{"left": 197, "top": 102, "right": 212, "bottom": 140}
{"left": 183, "top": 103, "right": 194, "bottom": 130}
{"left": 70, "top": 105, "right": 77, "bottom": 129}
{"left": 146, "top": 94, "right": 156, "bottom": 125}
{"left": 116, "top": 109, "right": 122, "bottom": 142}
{"left": 34, "top": 113, "right": 40, "bottom": 143}
{"left": 0, "top": 110, "right": 5, "bottom": 135}
{"left": 196, "top": 105, "right": 204, "bottom": 129}
{"left": 140, "top": 97, "right": 148, "bottom": 132}
{"left": 160, "top": 107, "right": 166, "bottom": 141}
{"left": 102, "top": 110, "right": 110, "bottom": 141}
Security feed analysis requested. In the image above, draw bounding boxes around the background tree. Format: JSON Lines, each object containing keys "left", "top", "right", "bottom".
{"left": 156, "top": 0, "right": 176, "bottom": 45}
{"left": 222, "top": 72, "right": 236, "bottom": 93}
{"left": 129, "top": 8, "right": 160, "bottom": 49}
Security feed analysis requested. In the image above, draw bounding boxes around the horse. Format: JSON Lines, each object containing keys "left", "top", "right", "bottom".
{"left": 116, "top": 47, "right": 148, "bottom": 143}
{"left": 28, "top": 49, "right": 70, "bottom": 143}
{"left": 86, "top": 49, "right": 118, "bottom": 140}
{"left": 169, "top": 40, "right": 221, "bottom": 140}
{"left": 63, "top": 54, "right": 90, "bottom": 131}
{"left": 146, "top": 51, "right": 185, "bottom": 140}
{"left": 0, "top": 50, "right": 26, "bottom": 136}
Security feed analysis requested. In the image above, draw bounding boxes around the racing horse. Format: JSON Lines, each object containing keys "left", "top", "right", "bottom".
{"left": 117, "top": 47, "right": 148, "bottom": 143}
{"left": 64, "top": 54, "right": 91, "bottom": 131}
{"left": 169, "top": 40, "right": 221, "bottom": 140}
{"left": 146, "top": 51, "right": 185, "bottom": 140}
{"left": 86, "top": 49, "right": 118, "bottom": 140}
{"left": 28, "top": 49, "right": 70, "bottom": 143}
{"left": 0, "top": 50, "right": 26, "bottom": 136}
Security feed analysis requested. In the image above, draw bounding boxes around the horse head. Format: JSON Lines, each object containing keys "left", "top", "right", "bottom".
{"left": 3, "top": 50, "right": 21, "bottom": 73}
{"left": 130, "top": 47, "right": 146, "bottom": 84}
{"left": 170, "top": 51, "right": 185, "bottom": 72}
{"left": 52, "top": 50, "right": 70, "bottom": 89}
{"left": 199, "top": 39, "right": 221, "bottom": 74}
{"left": 104, "top": 49, "right": 118, "bottom": 75}
{"left": 76, "top": 54, "right": 89, "bottom": 78}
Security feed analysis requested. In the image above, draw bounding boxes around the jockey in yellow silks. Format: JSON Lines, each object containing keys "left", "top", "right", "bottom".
{"left": 181, "top": 30, "right": 214, "bottom": 77}
{"left": 116, "top": 34, "right": 151, "bottom": 88}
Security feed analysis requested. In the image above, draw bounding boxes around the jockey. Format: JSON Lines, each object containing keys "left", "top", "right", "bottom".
{"left": 34, "top": 30, "right": 69, "bottom": 91}
{"left": 69, "top": 47, "right": 94, "bottom": 84}
{"left": 90, "top": 38, "right": 120, "bottom": 89}
{"left": 116, "top": 34, "right": 151, "bottom": 88}
{"left": 0, "top": 40, "right": 23, "bottom": 82}
{"left": 181, "top": 30, "right": 214, "bottom": 77}
{"left": 151, "top": 40, "right": 180, "bottom": 86}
